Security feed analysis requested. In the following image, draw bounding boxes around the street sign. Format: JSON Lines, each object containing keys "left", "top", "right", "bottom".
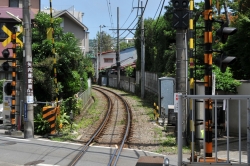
{"left": 2, "top": 25, "right": 12, "bottom": 47}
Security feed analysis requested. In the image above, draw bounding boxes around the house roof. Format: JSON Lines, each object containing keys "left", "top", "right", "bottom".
{"left": 0, "top": 7, "right": 35, "bottom": 20}
{"left": 111, "top": 47, "right": 137, "bottom": 68}
{"left": 52, "top": 10, "right": 88, "bottom": 31}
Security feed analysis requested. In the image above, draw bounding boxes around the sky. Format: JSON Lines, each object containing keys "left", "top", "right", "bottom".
{"left": 40, "top": 0, "right": 174, "bottom": 39}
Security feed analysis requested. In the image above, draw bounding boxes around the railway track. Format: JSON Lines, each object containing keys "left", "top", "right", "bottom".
{"left": 68, "top": 86, "right": 132, "bottom": 166}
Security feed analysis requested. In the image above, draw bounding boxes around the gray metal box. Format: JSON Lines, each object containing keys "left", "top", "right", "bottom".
{"left": 158, "top": 77, "right": 175, "bottom": 117}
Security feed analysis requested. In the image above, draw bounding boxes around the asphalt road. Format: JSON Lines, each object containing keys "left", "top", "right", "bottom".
{"left": 0, "top": 127, "right": 248, "bottom": 166}
{"left": 0, "top": 129, "right": 173, "bottom": 166}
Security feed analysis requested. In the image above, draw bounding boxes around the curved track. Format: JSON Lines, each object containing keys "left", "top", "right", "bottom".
{"left": 68, "top": 86, "right": 132, "bottom": 166}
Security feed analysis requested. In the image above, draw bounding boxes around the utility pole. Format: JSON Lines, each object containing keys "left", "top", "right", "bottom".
{"left": 140, "top": 1, "right": 145, "bottom": 99}
{"left": 172, "top": 0, "right": 189, "bottom": 146}
{"left": 95, "top": 39, "right": 98, "bottom": 83}
{"left": 116, "top": 7, "right": 120, "bottom": 89}
{"left": 23, "top": 0, "right": 34, "bottom": 138}
{"left": 99, "top": 25, "right": 105, "bottom": 84}
{"left": 110, "top": 2, "right": 144, "bottom": 92}
{"left": 176, "top": 29, "right": 187, "bottom": 145}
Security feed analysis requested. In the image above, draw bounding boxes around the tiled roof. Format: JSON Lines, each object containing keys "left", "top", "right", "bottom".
{"left": 0, "top": 7, "right": 35, "bottom": 20}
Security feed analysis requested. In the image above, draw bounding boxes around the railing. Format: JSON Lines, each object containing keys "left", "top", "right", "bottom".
{"left": 77, "top": 87, "right": 92, "bottom": 111}
{"left": 177, "top": 94, "right": 250, "bottom": 166}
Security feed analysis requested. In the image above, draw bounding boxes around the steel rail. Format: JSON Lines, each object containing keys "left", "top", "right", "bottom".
{"left": 101, "top": 88, "right": 131, "bottom": 166}
{"left": 68, "top": 87, "right": 112, "bottom": 166}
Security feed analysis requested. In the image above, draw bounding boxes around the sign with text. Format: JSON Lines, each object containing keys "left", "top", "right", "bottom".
{"left": 174, "top": 93, "right": 181, "bottom": 113}
{"left": 26, "top": 61, "right": 34, "bottom": 103}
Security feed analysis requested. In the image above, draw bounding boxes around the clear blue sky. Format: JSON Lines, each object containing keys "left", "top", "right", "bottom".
{"left": 40, "top": 0, "right": 174, "bottom": 39}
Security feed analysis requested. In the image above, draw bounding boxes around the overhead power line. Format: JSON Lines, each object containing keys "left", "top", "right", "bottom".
{"left": 154, "top": 0, "right": 165, "bottom": 29}
{"left": 106, "top": 0, "right": 115, "bottom": 35}
{"left": 119, "top": 0, "right": 148, "bottom": 39}
{"left": 120, "top": 8, "right": 134, "bottom": 29}
{"left": 153, "top": 0, "right": 163, "bottom": 20}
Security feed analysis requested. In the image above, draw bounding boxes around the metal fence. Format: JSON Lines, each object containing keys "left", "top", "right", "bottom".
{"left": 136, "top": 71, "right": 158, "bottom": 94}
{"left": 177, "top": 94, "right": 250, "bottom": 166}
{"left": 77, "top": 84, "right": 92, "bottom": 111}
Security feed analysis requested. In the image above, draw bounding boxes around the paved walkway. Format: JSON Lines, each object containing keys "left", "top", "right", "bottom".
{"left": 0, "top": 125, "right": 248, "bottom": 165}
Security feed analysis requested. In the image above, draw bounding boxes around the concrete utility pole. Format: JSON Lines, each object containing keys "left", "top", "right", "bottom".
{"left": 176, "top": 30, "right": 187, "bottom": 146}
{"left": 116, "top": 7, "right": 120, "bottom": 89}
{"left": 110, "top": 1, "right": 144, "bottom": 96}
{"left": 172, "top": 0, "right": 189, "bottom": 146}
{"left": 95, "top": 39, "right": 98, "bottom": 83}
{"left": 99, "top": 25, "right": 105, "bottom": 84}
{"left": 23, "top": 0, "right": 34, "bottom": 138}
{"left": 140, "top": 1, "right": 145, "bottom": 99}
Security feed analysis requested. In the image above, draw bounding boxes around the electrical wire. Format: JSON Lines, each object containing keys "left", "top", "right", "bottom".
{"left": 118, "top": 0, "right": 148, "bottom": 39}
{"left": 153, "top": 0, "right": 165, "bottom": 30}
{"left": 153, "top": 0, "right": 163, "bottom": 20}
{"left": 120, "top": 8, "right": 134, "bottom": 29}
{"left": 106, "top": 0, "right": 115, "bottom": 35}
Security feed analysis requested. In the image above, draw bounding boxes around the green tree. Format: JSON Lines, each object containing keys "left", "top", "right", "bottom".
{"left": 134, "top": 3, "right": 176, "bottom": 77}
{"left": 31, "top": 12, "right": 94, "bottom": 101}
{"left": 223, "top": 10, "right": 250, "bottom": 79}
{"left": 133, "top": 1, "right": 241, "bottom": 93}
{"left": 119, "top": 41, "right": 134, "bottom": 51}
{"left": 97, "top": 31, "right": 113, "bottom": 52}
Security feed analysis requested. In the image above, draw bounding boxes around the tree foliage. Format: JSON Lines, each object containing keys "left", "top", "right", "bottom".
{"left": 134, "top": 1, "right": 242, "bottom": 93}
{"left": 135, "top": 3, "right": 176, "bottom": 77}
{"left": 31, "top": 12, "right": 94, "bottom": 102}
{"left": 96, "top": 31, "right": 113, "bottom": 52}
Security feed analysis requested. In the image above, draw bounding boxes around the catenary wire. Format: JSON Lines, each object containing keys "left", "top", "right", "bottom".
{"left": 153, "top": 0, "right": 165, "bottom": 30}
{"left": 153, "top": 0, "right": 163, "bottom": 20}
{"left": 118, "top": 0, "right": 148, "bottom": 38}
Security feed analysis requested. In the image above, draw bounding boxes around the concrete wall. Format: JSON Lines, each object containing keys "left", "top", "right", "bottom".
{"left": 228, "top": 81, "right": 250, "bottom": 135}
{"left": 0, "top": 0, "right": 40, "bottom": 14}
{"left": 191, "top": 81, "right": 249, "bottom": 136}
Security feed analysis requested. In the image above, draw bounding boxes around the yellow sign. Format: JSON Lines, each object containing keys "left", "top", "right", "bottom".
{"left": 1, "top": 25, "right": 23, "bottom": 47}
{"left": 2, "top": 25, "right": 12, "bottom": 47}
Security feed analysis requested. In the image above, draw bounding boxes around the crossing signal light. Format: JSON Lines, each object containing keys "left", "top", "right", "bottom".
{"left": 172, "top": 0, "right": 189, "bottom": 29}
{"left": 172, "top": 10, "right": 189, "bottom": 29}
{"left": 172, "top": 0, "right": 189, "bottom": 9}
{"left": 2, "top": 48, "right": 10, "bottom": 58}
{"left": 216, "top": 23, "right": 237, "bottom": 44}
{"left": 4, "top": 82, "right": 12, "bottom": 96}
{"left": 215, "top": 53, "right": 236, "bottom": 73}
{"left": 2, "top": 61, "right": 10, "bottom": 71}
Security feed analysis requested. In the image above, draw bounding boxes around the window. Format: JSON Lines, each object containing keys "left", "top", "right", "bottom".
{"left": 60, "top": 18, "right": 64, "bottom": 28}
{"left": 104, "top": 58, "right": 113, "bottom": 63}
{"left": 0, "top": 23, "right": 7, "bottom": 39}
{"left": 9, "top": 0, "right": 19, "bottom": 7}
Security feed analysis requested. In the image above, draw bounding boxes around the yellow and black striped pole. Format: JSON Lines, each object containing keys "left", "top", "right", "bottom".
{"left": 189, "top": 0, "right": 196, "bottom": 161}
{"left": 43, "top": 106, "right": 57, "bottom": 134}
{"left": 49, "top": 0, "right": 58, "bottom": 107}
{"left": 204, "top": 0, "right": 213, "bottom": 157}
{"left": 11, "top": 27, "right": 17, "bottom": 129}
